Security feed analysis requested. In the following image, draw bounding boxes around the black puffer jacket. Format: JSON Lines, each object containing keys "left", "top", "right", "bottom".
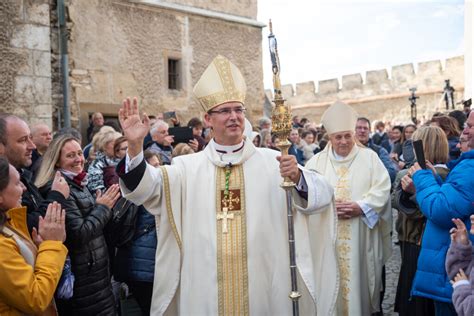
{"left": 20, "top": 168, "right": 68, "bottom": 233}
{"left": 40, "top": 176, "right": 115, "bottom": 316}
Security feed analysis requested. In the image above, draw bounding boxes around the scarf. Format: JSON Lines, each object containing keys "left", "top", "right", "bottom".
{"left": 60, "top": 169, "right": 88, "bottom": 187}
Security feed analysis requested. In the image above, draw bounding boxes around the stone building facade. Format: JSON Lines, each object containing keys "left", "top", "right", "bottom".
{"left": 266, "top": 56, "right": 465, "bottom": 125}
{"left": 1, "top": 0, "right": 264, "bottom": 141}
{"left": 1, "top": 0, "right": 53, "bottom": 126}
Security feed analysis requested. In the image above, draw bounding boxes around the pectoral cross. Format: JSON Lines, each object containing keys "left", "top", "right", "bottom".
{"left": 217, "top": 207, "right": 234, "bottom": 234}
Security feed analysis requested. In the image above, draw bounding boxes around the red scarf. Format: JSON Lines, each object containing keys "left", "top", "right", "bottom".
{"left": 72, "top": 171, "right": 88, "bottom": 187}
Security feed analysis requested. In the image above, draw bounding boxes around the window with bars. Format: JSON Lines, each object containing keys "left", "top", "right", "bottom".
{"left": 168, "top": 58, "right": 181, "bottom": 90}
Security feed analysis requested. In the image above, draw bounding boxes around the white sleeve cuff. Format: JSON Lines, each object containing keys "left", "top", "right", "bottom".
{"left": 452, "top": 279, "right": 470, "bottom": 289}
{"left": 295, "top": 167, "right": 308, "bottom": 192}
{"left": 125, "top": 151, "right": 144, "bottom": 173}
{"left": 357, "top": 201, "right": 379, "bottom": 229}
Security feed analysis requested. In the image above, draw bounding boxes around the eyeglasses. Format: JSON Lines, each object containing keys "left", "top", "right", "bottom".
{"left": 117, "top": 146, "right": 128, "bottom": 151}
{"left": 208, "top": 107, "right": 246, "bottom": 117}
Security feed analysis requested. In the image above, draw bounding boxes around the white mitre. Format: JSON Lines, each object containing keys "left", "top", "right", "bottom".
{"left": 321, "top": 101, "right": 359, "bottom": 134}
{"left": 193, "top": 55, "right": 247, "bottom": 112}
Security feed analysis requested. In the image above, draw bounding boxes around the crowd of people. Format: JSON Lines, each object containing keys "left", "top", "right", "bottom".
{"left": 0, "top": 53, "right": 473, "bottom": 316}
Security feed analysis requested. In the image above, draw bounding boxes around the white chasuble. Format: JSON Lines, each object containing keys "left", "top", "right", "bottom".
{"left": 305, "top": 144, "right": 392, "bottom": 316}
{"left": 120, "top": 140, "right": 339, "bottom": 315}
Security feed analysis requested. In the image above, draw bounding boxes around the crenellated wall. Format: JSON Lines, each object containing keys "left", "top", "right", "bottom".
{"left": 267, "top": 56, "right": 465, "bottom": 125}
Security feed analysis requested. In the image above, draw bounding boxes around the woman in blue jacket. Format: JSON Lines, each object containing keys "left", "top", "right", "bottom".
{"left": 409, "top": 149, "right": 474, "bottom": 316}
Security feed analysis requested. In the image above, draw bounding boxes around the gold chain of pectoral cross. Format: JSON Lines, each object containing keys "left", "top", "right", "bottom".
{"left": 217, "top": 165, "right": 239, "bottom": 234}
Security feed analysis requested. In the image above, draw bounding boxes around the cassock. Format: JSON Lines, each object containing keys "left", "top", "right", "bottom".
{"left": 119, "top": 139, "right": 339, "bottom": 315}
{"left": 305, "top": 144, "right": 392, "bottom": 315}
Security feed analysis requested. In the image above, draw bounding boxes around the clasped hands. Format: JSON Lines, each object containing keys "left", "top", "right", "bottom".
{"left": 336, "top": 201, "right": 362, "bottom": 219}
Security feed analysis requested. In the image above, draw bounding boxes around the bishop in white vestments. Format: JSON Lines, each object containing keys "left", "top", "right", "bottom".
{"left": 117, "top": 55, "right": 339, "bottom": 315}
{"left": 306, "top": 101, "right": 392, "bottom": 316}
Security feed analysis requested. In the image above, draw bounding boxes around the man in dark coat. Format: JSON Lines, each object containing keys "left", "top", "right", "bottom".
{"left": 0, "top": 114, "right": 69, "bottom": 232}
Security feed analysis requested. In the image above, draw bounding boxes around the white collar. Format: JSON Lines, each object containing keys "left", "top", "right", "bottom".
{"left": 332, "top": 149, "right": 346, "bottom": 161}
{"left": 213, "top": 140, "right": 245, "bottom": 154}
{"left": 204, "top": 139, "right": 255, "bottom": 167}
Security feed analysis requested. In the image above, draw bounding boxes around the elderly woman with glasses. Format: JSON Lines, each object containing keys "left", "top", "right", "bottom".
{"left": 87, "top": 130, "right": 123, "bottom": 193}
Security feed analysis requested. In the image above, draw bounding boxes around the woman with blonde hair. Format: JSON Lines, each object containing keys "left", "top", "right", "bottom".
{"left": 172, "top": 143, "right": 195, "bottom": 158}
{"left": 0, "top": 156, "right": 67, "bottom": 316}
{"left": 392, "top": 126, "right": 449, "bottom": 315}
{"left": 35, "top": 135, "right": 120, "bottom": 315}
{"left": 430, "top": 115, "right": 461, "bottom": 161}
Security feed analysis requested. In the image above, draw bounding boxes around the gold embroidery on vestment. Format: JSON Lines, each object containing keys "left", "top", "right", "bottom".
{"left": 159, "top": 166, "right": 182, "bottom": 251}
{"left": 334, "top": 165, "right": 352, "bottom": 316}
{"left": 216, "top": 165, "right": 249, "bottom": 315}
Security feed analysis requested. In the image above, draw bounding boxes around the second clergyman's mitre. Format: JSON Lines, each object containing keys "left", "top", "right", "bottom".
{"left": 193, "top": 55, "right": 247, "bottom": 112}
{"left": 321, "top": 101, "right": 359, "bottom": 135}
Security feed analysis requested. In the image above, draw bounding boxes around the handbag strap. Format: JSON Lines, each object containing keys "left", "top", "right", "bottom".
{"left": 2, "top": 225, "right": 37, "bottom": 266}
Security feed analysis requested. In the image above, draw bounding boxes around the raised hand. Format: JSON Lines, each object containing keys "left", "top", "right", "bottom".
{"left": 163, "top": 135, "right": 175, "bottom": 147}
{"left": 453, "top": 268, "right": 468, "bottom": 284}
{"left": 118, "top": 97, "right": 150, "bottom": 158}
{"left": 188, "top": 138, "right": 199, "bottom": 152}
{"left": 51, "top": 171, "right": 70, "bottom": 199}
{"left": 96, "top": 184, "right": 121, "bottom": 209}
{"left": 450, "top": 218, "right": 469, "bottom": 245}
{"left": 34, "top": 202, "right": 66, "bottom": 243}
{"left": 401, "top": 174, "right": 416, "bottom": 194}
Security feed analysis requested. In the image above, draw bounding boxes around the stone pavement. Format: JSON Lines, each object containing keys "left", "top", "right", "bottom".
{"left": 382, "top": 209, "right": 402, "bottom": 315}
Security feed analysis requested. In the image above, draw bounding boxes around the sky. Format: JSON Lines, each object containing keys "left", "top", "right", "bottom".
{"left": 257, "top": 0, "right": 465, "bottom": 90}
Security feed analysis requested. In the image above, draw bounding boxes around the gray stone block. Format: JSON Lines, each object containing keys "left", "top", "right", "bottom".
{"left": 15, "top": 49, "right": 34, "bottom": 76}
{"left": 33, "top": 50, "right": 51, "bottom": 77}
{"left": 14, "top": 76, "right": 35, "bottom": 103}
{"left": 318, "top": 79, "right": 339, "bottom": 94}
{"left": 295, "top": 81, "right": 315, "bottom": 96}
{"left": 281, "top": 84, "right": 294, "bottom": 99}
{"left": 391, "top": 63, "right": 415, "bottom": 83}
{"left": 418, "top": 60, "right": 442, "bottom": 76}
{"left": 11, "top": 24, "right": 50, "bottom": 51}
{"left": 26, "top": 3, "right": 50, "bottom": 26}
{"left": 34, "top": 77, "right": 52, "bottom": 103}
{"left": 342, "top": 73, "right": 363, "bottom": 90}
{"left": 366, "top": 69, "right": 389, "bottom": 84}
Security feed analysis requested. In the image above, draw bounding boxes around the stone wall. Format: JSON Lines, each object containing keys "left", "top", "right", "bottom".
{"left": 268, "top": 56, "right": 465, "bottom": 125}
{"left": 66, "top": 0, "right": 263, "bottom": 138}
{"left": 155, "top": 0, "right": 257, "bottom": 19}
{"left": 0, "top": 0, "right": 53, "bottom": 127}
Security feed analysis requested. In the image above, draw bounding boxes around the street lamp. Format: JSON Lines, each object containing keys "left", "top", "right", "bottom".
{"left": 443, "top": 79, "right": 455, "bottom": 110}
{"left": 409, "top": 87, "right": 419, "bottom": 124}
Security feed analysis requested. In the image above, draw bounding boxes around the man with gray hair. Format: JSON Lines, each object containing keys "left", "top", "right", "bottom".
{"left": 29, "top": 123, "right": 52, "bottom": 178}
{"left": 258, "top": 117, "right": 271, "bottom": 131}
{"left": 87, "top": 111, "right": 105, "bottom": 142}
{"left": 145, "top": 120, "right": 174, "bottom": 165}
{"left": 306, "top": 101, "right": 392, "bottom": 315}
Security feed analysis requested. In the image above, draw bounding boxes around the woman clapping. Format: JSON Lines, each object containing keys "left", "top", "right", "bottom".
{"left": 0, "top": 157, "right": 67, "bottom": 315}
{"left": 35, "top": 135, "right": 120, "bottom": 315}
